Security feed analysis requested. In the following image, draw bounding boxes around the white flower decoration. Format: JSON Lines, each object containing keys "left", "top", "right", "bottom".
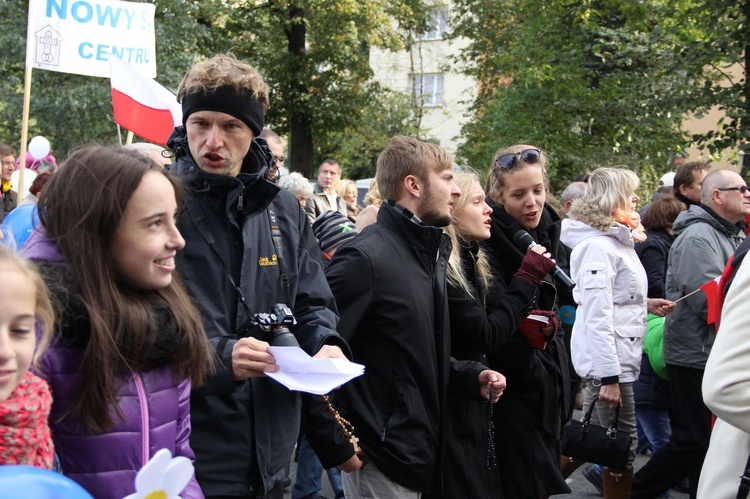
{"left": 124, "top": 448, "right": 194, "bottom": 499}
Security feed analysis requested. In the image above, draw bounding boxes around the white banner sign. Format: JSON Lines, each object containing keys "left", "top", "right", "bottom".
{"left": 26, "top": 0, "right": 156, "bottom": 78}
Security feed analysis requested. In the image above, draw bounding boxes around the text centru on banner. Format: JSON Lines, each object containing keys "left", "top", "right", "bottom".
{"left": 26, "top": 0, "right": 157, "bottom": 79}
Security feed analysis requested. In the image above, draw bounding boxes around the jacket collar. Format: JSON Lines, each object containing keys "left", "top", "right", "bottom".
{"left": 700, "top": 203, "right": 744, "bottom": 234}
{"left": 485, "top": 197, "right": 561, "bottom": 262}
{"left": 168, "top": 142, "right": 279, "bottom": 216}
{"left": 674, "top": 191, "right": 697, "bottom": 209}
{"left": 22, "top": 227, "right": 64, "bottom": 264}
{"left": 312, "top": 183, "right": 343, "bottom": 209}
{"left": 674, "top": 204, "right": 743, "bottom": 238}
{"left": 378, "top": 200, "right": 449, "bottom": 256}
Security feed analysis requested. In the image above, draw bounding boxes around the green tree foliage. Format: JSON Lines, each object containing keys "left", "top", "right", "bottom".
{"left": 327, "top": 85, "right": 426, "bottom": 180}
{"left": 661, "top": 0, "right": 750, "bottom": 159}
{"left": 0, "top": 0, "right": 427, "bottom": 179}
{"left": 216, "top": 0, "right": 429, "bottom": 177}
{"left": 450, "top": 0, "right": 692, "bottom": 193}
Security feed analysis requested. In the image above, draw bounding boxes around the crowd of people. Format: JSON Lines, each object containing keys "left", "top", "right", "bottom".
{"left": 0, "top": 52, "right": 748, "bottom": 499}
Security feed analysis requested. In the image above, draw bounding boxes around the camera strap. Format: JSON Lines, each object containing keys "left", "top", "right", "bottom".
{"left": 184, "top": 189, "right": 294, "bottom": 318}
{"left": 184, "top": 193, "right": 255, "bottom": 322}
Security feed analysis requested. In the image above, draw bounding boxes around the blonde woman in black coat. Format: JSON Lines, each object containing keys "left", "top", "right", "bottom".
{"left": 435, "top": 169, "right": 556, "bottom": 498}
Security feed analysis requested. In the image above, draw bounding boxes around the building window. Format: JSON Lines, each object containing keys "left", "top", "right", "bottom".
{"left": 417, "top": 9, "right": 449, "bottom": 41}
{"left": 412, "top": 73, "right": 444, "bottom": 107}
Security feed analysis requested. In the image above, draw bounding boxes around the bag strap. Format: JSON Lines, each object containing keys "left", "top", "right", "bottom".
{"left": 582, "top": 395, "right": 599, "bottom": 423}
{"left": 737, "top": 451, "right": 750, "bottom": 499}
{"left": 611, "top": 404, "right": 621, "bottom": 430}
{"left": 585, "top": 395, "right": 622, "bottom": 430}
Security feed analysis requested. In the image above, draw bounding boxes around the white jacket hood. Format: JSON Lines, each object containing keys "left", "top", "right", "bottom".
{"left": 561, "top": 198, "right": 638, "bottom": 249}
{"left": 560, "top": 218, "right": 635, "bottom": 250}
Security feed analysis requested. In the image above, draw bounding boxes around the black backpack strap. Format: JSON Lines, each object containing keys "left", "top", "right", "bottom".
{"left": 267, "top": 200, "right": 293, "bottom": 306}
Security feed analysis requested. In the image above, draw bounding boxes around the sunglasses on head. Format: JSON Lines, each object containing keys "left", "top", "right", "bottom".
{"left": 494, "top": 148, "right": 542, "bottom": 170}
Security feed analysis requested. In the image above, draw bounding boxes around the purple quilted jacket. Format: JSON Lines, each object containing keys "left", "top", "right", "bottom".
{"left": 26, "top": 230, "right": 203, "bottom": 499}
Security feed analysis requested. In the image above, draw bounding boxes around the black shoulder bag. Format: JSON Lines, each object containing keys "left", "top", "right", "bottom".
{"left": 561, "top": 396, "right": 631, "bottom": 470}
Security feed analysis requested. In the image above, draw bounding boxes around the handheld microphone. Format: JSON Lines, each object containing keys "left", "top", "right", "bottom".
{"left": 513, "top": 230, "right": 576, "bottom": 292}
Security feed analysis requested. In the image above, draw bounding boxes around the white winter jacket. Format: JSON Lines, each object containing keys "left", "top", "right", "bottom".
{"left": 560, "top": 206, "right": 648, "bottom": 384}
{"left": 698, "top": 245, "right": 750, "bottom": 498}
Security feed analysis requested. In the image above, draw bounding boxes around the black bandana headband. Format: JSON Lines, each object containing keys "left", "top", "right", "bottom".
{"left": 181, "top": 86, "right": 265, "bottom": 136}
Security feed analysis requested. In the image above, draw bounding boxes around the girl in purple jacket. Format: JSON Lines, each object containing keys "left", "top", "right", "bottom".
{"left": 24, "top": 145, "right": 213, "bottom": 499}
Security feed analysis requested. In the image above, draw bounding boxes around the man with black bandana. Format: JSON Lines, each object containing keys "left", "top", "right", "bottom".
{"left": 167, "top": 53, "right": 358, "bottom": 499}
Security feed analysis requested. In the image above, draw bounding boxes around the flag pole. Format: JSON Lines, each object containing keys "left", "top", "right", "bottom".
{"left": 673, "top": 286, "right": 702, "bottom": 304}
{"left": 117, "top": 124, "right": 123, "bottom": 146}
{"left": 17, "top": 65, "right": 33, "bottom": 198}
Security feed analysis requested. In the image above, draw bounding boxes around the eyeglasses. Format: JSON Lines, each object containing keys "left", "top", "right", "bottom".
{"left": 718, "top": 186, "right": 749, "bottom": 194}
{"left": 494, "top": 148, "right": 542, "bottom": 170}
{"left": 273, "top": 155, "right": 286, "bottom": 165}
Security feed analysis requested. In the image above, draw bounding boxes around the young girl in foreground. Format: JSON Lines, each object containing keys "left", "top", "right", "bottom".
{"left": 0, "top": 245, "right": 55, "bottom": 468}
{"left": 24, "top": 145, "right": 213, "bottom": 499}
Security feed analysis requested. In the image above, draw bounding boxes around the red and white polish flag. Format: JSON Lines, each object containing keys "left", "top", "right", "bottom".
{"left": 109, "top": 58, "right": 182, "bottom": 146}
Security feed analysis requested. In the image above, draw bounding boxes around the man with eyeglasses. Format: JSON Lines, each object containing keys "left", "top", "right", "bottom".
{"left": 632, "top": 169, "right": 749, "bottom": 498}
{"left": 259, "top": 129, "right": 286, "bottom": 183}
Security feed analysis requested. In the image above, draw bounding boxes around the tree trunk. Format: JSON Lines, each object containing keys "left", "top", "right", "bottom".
{"left": 286, "top": 4, "right": 314, "bottom": 178}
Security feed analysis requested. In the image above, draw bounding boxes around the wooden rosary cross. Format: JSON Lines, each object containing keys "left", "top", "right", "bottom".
{"left": 349, "top": 434, "right": 360, "bottom": 453}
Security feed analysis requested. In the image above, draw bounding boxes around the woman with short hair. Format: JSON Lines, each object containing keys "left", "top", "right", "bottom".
{"left": 279, "top": 172, "right": 314, "bottom": 209}
{"left": 560, "top": 167, "right": 674, "bottom": 497}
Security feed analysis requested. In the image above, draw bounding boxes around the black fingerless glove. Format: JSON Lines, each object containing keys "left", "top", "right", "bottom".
{"left": 514, "top": 250, "right": 557, "bottom": 286}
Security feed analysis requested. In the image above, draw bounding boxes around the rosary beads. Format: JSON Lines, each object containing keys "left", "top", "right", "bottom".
{"left": 322, "top": 394, "right": 360, "bottom": 453}
{"left": 486, "top": 386, "right": 497, "bottom": 470}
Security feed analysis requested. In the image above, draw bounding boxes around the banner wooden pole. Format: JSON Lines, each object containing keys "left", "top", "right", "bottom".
{"left": 126, "top": 131, "right": 134, "bottom": 145}
{"left": 17, "top": 65, "right": 33, "bottom": 198}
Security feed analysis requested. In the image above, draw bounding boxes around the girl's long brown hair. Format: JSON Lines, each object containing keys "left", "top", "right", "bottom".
{"left": 38, "top": 145, "right": 213, "bottom": 433}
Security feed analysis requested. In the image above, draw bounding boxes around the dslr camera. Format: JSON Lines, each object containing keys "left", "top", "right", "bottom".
{"left": 254, "top": 303, "right": 299, "bottom": 347}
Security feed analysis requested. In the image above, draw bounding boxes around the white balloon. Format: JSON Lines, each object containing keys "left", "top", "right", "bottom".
{"left": 10, "top": 169, "right": 36, "bottom": 201}
{"left": 28, "top": 136, "right": 51, "bottom": 160}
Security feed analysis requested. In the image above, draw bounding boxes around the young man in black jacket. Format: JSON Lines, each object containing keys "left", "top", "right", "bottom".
{"left": 325, "top": 135, "right": 506, "bottom": 498}
{"left": 168, "top": 53, "right": 356, "bottom": 499}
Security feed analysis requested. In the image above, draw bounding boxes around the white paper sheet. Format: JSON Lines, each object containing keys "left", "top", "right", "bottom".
{"left": 265, "top": 346, "right": 365, "bottom": 395}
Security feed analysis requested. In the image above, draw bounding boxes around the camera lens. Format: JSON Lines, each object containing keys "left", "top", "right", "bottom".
{"left": 268, "top": 327, "right": 299, "bottom": 347}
